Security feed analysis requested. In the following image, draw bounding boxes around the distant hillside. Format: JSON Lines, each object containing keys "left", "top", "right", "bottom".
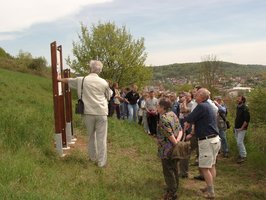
{"left": 152, "top": 61, "right": 266, "bottom": 80}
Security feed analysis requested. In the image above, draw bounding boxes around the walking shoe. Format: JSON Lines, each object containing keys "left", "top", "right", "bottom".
{"left": 204, "top": 192, "right": 215, "bottom": 199}
{"left": 193, "top": 175, "right": 205, "bottom": 181}
{"left": 163, "top": 192, "right": 178, "bottom": 200}
{"left": 237, "top": 157, "right": 246, "bottom": 164}
{"left": 200, "top": 187, "right": 208, "bottom": 193}
{"left": 223, "top": 153, "right": 229, "bottom": 158}
{"left": 180, "top": 175, "right": 188, "bottom": 179}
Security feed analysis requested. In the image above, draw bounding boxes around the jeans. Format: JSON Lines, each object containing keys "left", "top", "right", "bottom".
{"left": 234, "top": 129, "right": 247, "bottom": 158}
{"left": 120, "top": 102, "right": 128, "bottom": 119}
{"left": 218, "top": 129, "right": 229, "bottom": 154}
{"left": 127, "top": 104, "right": 138, "bottom": 122}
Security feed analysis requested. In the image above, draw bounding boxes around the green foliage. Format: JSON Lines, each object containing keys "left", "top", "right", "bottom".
{"left": 0, "top": 47, "right": 12, "bottom": 58}
{"left": 27, "top": 57, "right": 47, "bottom": 71}
{"left": 0, "top": 48, "right": 50, "bottom": 77}
{"left": 248, "top": 87, "right": 266, "bottom": 125}
{"left": 67, "top": 22, "right": 152, "bottom": 87}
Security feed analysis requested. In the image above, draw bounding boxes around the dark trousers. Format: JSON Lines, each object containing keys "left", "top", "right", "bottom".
{"left": 147, "top": 115, "right": 157, "bottom": 135}
{"left": 161, "top": 158, "right": 179, "bottom": 194}
{"left": 179, "top": 158, "right": 189, "bottom": 177}
{"left": 138, "top": 116, "right": 143, "bottom": 125}
{"left": 179, "top": 135, "right": 198, "bottom": 176}
{"left": 109, "top": 103, "right": 121, "bottom": 119}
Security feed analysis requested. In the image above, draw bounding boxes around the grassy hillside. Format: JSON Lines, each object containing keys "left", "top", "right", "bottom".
{"left": 0, "top": 68, "right": 265, "bottom": 199}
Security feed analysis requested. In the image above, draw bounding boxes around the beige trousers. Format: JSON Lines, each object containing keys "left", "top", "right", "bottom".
{"left": 83, "top": 115, "right": 108, "bottom": 167}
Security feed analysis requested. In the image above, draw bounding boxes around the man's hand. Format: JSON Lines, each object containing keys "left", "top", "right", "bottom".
{"left": 186, "top": 134, "right": 193, "bottom": 141}
{"left": 184, "top": 122, "right": 191, "bottom": 131}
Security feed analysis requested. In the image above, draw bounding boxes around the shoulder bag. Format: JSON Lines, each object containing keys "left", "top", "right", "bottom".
{"left": 171, "top": 132, "right": 191, "bottom": 160}
{"left": 75, "top": 77, "right": 85, "bottom": 114}
{"left": 218, "top": 112, "right": 230, "bottom": 129}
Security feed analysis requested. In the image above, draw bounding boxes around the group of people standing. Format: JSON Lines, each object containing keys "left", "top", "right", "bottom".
{"left": 58, "top": 60, "right": 250, "bottom": 200}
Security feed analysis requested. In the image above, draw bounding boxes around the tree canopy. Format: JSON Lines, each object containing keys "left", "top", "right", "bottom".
{"left": 67, "top": 22, "right": 152, "bottom": 88}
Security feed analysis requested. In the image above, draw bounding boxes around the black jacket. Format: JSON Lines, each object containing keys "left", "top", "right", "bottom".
{"left": 234, "top": 104, "right": 250, "bottom": 129}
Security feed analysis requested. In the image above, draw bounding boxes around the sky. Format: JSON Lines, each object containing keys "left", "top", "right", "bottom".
{"left": 1, "top": 0, "right": 266, "bottom": 66}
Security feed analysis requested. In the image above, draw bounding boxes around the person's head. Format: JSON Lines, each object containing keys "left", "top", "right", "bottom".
{"left": 184, "top": 92, "right": 192, "bottom": 102}
{"left": 89, "top": 60, "right": 103, "bottom": 74}
{"left": 142, "top": 92, "right": 148, "bottom": 99}
{"left": 131, "top": 84, "right": 138, "bottom": 92}
{"left": 169, "top": 92, "right": 177, "bottom": 102}
{"left": 214, "top": 96, "right": 223, "bottom": 104}
{"left": 195, "top": 88, "right": 210, "bottom": 103}
{"left": 157, "top": 98, "right": 172, "bottom": 115}
{"left": 178, "top": 92, "right": 185, "bottom": 103}
{"left": 149, "top": 90, "right": 155, "bottom": 98}
{"left": 112, "top": 82, "right": 119, "bottom": 89}
{"left": 237, "top": 95, "right": 246, "bottom": 105}
{"left": 163, "top": 93, "right": 170, "bottom": 99}
{"left": 194, "top": 85, "right": 202, "bottom": 91}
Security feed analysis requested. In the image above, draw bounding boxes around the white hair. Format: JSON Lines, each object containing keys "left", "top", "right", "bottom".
{"left": 197, "top": 88, "right": 210, "bottom": 101}
{"left": 89, "top": 60, "right": 103, "bottom": 74}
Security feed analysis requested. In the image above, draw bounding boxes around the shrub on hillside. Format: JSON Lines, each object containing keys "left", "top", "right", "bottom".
{"left": 248, "top": 87, "right": 266, "bottom": 126}
{"left": 0, "top": 47, "right": 12, "bottom": 58}
{"left": 27, "top": 57, "right": 47, "bottom": 71}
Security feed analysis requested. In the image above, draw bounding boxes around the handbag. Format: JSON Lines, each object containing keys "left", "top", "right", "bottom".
{"left": 75, "top": 77, "right": 85, "bottom": 114}
{"left": 171, "top": 133, "right": 191, "bottom": 159}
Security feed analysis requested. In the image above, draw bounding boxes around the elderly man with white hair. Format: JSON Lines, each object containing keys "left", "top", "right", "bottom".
{"left": 58, "top": 60, "right": 113, "bottom": 167}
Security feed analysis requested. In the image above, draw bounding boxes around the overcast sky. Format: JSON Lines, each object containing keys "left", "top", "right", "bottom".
{"left": 1, "top": 0, "right": 266, "bottom": 66}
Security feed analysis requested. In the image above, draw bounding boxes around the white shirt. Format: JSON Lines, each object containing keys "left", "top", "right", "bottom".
{"left": 68, "top": 73, "right": 113, "bottom": 115}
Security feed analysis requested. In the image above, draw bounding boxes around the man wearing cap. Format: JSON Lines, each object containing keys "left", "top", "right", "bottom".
{"left": 184, "top": 88, "right": 221, "bottom": 199}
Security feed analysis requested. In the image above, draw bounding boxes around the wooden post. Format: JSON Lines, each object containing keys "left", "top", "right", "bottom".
{"left": 57, "top": 45, "right": 67, "bottom": 148}
{"left": 51, "top": 41, "right": 68, "bottom": 156}
{"left": 64, "top": 69, "right": 75, "bottom": 145}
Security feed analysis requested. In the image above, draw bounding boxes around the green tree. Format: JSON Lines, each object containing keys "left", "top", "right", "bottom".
{"left": 67, "top": 22, "right": 152, "bottom": 87}
{"left": 17, "top": 50, "right": 33, "bottom": 67}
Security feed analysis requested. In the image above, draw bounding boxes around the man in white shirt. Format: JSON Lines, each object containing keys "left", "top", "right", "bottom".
{"left": 58, "top": 60, "right": 112, "bottom": 167}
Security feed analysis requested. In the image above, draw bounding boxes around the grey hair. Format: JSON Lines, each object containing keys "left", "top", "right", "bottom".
{"left": 197, "top": 88, "right": 210, "bottom": 101}
{"left": 89, "top": 60, "right": 103, "bottom": 74}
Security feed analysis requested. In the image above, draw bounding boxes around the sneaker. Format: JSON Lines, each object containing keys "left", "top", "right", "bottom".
{"left": 237, "top": 157, "right": 246, "bottom": 164}
{"left": 204, "top": 192, "right": 215, "bottom": 199}
{"left": 179, "top": 174, "right": 188, "bottom": 179}
{"left": 223, "top": 153, "right": 229, "bottom": 158}
{"left": 194, "top": 175, "right": 205, "bottom": 181}
{"left": 200, "top": 187, "right": 208, "bottom": 193}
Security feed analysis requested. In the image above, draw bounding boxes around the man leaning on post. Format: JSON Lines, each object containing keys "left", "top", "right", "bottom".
{"left": 58, "top": 60, "right": 113, "bottom": 168}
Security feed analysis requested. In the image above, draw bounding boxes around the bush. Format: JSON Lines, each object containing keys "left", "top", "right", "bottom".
{"left": 248, "top": 87, "right": 266, "bottom": 125}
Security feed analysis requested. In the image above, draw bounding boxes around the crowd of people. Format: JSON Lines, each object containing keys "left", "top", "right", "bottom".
{"left": 58, "top": 60, "right": 251, "bottom": 200}
{"left": 107, "top": 76, "right": 250, "bottom": 200}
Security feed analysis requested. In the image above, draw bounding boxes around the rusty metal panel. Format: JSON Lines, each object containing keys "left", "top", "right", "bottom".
{"left": 51, "top": 42, "right": 67, "bottom": 147}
